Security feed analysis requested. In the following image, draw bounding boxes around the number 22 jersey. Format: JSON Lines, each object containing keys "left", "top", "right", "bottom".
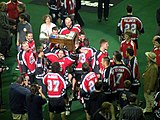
{"left": 116, "top": 15, "right": 144, "bottom": 40}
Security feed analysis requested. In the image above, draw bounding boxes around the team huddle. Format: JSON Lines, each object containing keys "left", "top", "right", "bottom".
{"left": 4, "top": 0, "right": 160, "bottom": 120}
{"left": 12, "top": 4, "right": 146, "bottom": 120}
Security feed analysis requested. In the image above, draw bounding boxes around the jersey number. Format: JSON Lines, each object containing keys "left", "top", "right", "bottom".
{"left": 124, "top": 23, "right": 136, "bottom": 34}
{"left": 88, "top": 80, "right": 95, "bottom": 92}
{"left": 114, "top": 73, "right": 123, "bottom": 86}
{"left": 79, "top": 53, "right": 86, "bottom": 63}
{"left": 47, "top": 80, "right": 60, "bottom": 92}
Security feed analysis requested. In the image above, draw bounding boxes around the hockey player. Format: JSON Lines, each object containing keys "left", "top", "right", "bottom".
{"left": 116, "top": 4, "right": 144, "bottom": 48}
{"left": 17, "top": 41, "right": 36, "bottom": 84}
{"left": 109, "top": 53, "right": 131, "bottom": 99}
{"left": 43, "top": 62, "right": 66, "bottom": 120}
{"left": 80, "top": 62, "right": 98, "bottom": 120}
{"left": 93, "top": 39, "right": 109, "bottom": 79}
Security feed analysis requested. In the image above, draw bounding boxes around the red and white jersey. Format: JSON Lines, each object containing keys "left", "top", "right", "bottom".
{"left": 27, "top": 40, "right": 35, "bottom": 51}
{"left": 80, "top": 72, "right": 98, "bottom": 93}
{"left": 60, "top": 24, "right": 81, "bottom": 35}
{"left": 120, "top": 40, "right": 137, "bottom": 59}
{"left": 76, "top": 47, "right": 94, "bottom": 71}
{"left": 57, "top": 57, "right": 75, "bottom": 75}
{"left": 43, "top": 73, "right": 66, "bottom": 98}
{"left": 117, "top": 15, "right": 144, "bottom": 40}
{"left": 153, "top": 47, "right": 160, "bottom": 67}
{"left": 93, "top": 50, "right": 109, "bottom": 75}
{"left": 6, "top": 0, "right": 22, "bottom": 20}
{"left": 64, "top": 0, "right": 75, "bottom": 16}
{"left": 44, "top": 52, "right": 58, "bottom": 63}
{"left": 22, "top": 49, "right": 36, "bottom": 73}
{"left": 27, "top": 40, "right": 36, "bottom": 54}
{"left": 109, "top": 64, "right": 131, "bottom": 92}
{"left": 128, "top": 57, "right": 140, "bottom": 84}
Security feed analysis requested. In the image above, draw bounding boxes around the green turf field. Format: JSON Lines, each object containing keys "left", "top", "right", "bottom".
{"left": 0, "top": 0, "right": 160, "bottom": 119}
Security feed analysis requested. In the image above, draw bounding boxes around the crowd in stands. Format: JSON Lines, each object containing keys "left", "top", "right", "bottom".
{"left": 0, "top": 0, "right": 160, "bottom": 120}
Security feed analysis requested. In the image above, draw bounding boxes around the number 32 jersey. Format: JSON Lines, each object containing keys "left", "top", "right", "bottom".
{"left": 43, "top": 73, "right": 66, "bottom": 98}
{"left": 116, "top": 15, "right": 144, "bottom": 40}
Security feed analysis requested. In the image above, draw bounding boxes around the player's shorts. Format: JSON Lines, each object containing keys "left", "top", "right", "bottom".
{"left": 74, "top": 70, "right": 83, "bottom": 86}
{"left": 49, "top": 97, "right": 65, "bottom": 113}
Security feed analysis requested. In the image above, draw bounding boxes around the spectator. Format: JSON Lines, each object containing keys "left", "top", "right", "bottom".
{"left": 9, "top": 76, "right": 31, "bottom": 120}
{"left": 17, "top": 13, "right": 32, "bottom": 51}
{"left": 6, "top": 0, "right": 22, "bottom": 20}
{"left": 0, "top": 2, "right": 16, "bottom": 57}
{"left": 116, "top": 4, "right": 144, "bottom": 48}
{"left": 26, "top": 84, "right": 47, "bottom": 120}
{"left": 142, "top": 52, "right": 158, "bottom": 113}
{"left": 97, "top": 0, "right": 110, "bottom": 22}
{"left": 121, "top": 94, "right": 144, "bottom": 120}
{"left": 88, "top": 82, "right": 106, "bottom": 119}
{"left": 40, "top": 14, "right": 56, "bottom": 37}
{"left": 17, "top": 3, "right": 30, "bottom": 23}
{"left": 50, "top": 26, "right": 59, "bottom": 37}
{"left": 92, "top": 102, "right": 115, "bottom": 120}
{"left": 7, "top": 0, "right": 23, "bottom": 47}
{"left": 156, "top": 8, "right": 160, "bottom": 35}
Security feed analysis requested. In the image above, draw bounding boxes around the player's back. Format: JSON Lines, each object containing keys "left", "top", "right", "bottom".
{"left": 110, "top": 64, "right": 131, "bottom": 91}
{"left": 81, "top": 72, "right": 98, "bottom": 93}
{"left": 76, "top": 47, "right": 94, "bottom": 70}
{"left": 120, "top": 15, "right": 143, "bottom": 39}
{"left": 43, "top": 73, "right": 66, "bottom": 98}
